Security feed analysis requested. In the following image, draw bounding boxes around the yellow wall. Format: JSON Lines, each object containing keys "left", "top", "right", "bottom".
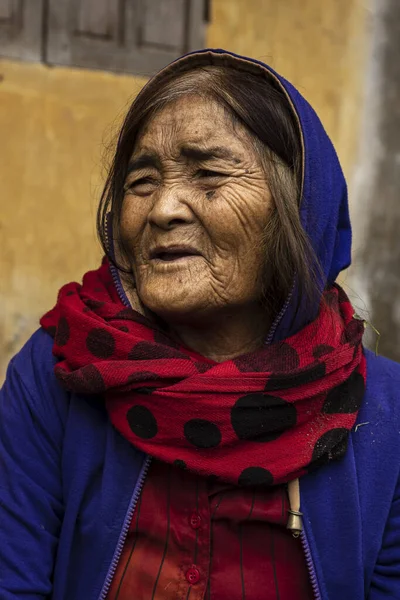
{"left": 0, "top": 0, "right": 369, "bottom": 380}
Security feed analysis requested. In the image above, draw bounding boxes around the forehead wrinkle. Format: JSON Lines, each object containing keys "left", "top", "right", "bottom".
{"left": 179, "top": 144, "right": 242, "bottom": 165}
{"left": 138, "top": 118, "right": 183, "bottom": 162}
{"left": 142, "top": 97, "right": 227, "bottom": 141}
{"left": 134, "top": 97, "right": 255, "bottom": 168}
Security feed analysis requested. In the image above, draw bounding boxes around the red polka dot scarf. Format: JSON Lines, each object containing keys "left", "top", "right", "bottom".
{"left": 41, "top": 259, "right": 366, "bottom": 486}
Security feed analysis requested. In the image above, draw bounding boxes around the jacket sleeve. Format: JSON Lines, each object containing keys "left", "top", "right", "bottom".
{"left": 0, "top": 332, "right": 66, "bottom": 599}
{"left": 368, "top": 473, "right": 400, "bottom": 598}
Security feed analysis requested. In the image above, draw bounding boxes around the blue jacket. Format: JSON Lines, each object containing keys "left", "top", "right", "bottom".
{"left": 1, "top": 49, "right": 400, "bottom": 599}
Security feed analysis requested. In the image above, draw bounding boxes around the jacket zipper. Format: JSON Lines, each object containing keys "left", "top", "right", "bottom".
{"left": 97, "top": 455, "right": 152, "bottom": 600}
{"left": 300, "top": 523, "right": 322, "bottom": 599}
{"left": 268, "top": 292, "right": 322, "bottom": 598}
{"left": 105, "top": 238, "right": 322, "bottom": 598}
{"left": 288, "top": 478, "right": 321, "bottom": 599}
{"left": 109, "top": 261, "right": 132, "bottom": 308}
{"left": 97, "top": 241, "right": 153, "bottom": 599}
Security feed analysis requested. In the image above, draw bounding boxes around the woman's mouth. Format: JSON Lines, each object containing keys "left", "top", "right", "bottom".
{"left": 149, "top": 246, "right": 202, "bottom": 263}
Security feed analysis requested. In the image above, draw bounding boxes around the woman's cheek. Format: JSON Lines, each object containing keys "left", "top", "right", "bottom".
{"left": 120, "top": 206, "right": 147, "bottom": 254}
{"left": 209, "top": 184, "right": 268, "bottom": 240}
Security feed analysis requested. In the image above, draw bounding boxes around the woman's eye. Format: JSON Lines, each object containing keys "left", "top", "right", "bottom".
{"left": 197, "top": 169, "right": 226, "bottom": 179}
{"left": 125, "top": 177, "right": 158, "bottom": 194}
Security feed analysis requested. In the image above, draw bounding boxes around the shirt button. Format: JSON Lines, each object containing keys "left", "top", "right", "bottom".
{"left": 186, "top": 566, "right": 200, "bottom": 585}
{"left": 190, "top": 513, "right": 202, "bottom": 529}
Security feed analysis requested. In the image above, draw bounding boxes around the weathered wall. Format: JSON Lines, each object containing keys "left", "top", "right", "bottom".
{"left": 208, "top": 0, "right": 369, "bottom": 178}
{"left": 348, "top": 0, "right": 400, "bottom": 360}
{"left": 0, "top": 0, "right": 369, "bottom": 380}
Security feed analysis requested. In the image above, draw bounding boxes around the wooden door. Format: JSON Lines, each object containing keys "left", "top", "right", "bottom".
{"left": 46, "top": 0, "right": 206, "bottom": 75}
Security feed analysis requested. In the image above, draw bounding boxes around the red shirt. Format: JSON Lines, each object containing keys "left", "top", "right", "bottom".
{"left": 107, "top": 461, "right": 313, "bottom": 599}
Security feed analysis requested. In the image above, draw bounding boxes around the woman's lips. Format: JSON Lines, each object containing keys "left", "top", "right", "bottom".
{"left": 156, "top": 252, "right": 197, "bottom": 262}
{"left": 149, "top": 246, "right": 202, "bottom": 263}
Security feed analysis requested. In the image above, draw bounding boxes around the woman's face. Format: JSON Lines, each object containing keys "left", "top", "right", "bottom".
{"left": 120, "top": 95, "right": 273, "bottom": 323}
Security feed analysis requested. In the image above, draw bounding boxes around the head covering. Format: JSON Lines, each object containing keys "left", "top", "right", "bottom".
{"left": 132, "top": 49, "right": 351, "bottom": 341}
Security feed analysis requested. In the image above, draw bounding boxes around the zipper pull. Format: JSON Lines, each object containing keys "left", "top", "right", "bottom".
{"left": 287, "top": 479, "right": 303, "bottom": 538}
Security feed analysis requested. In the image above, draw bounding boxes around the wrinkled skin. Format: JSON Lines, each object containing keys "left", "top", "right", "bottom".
{"left": 120, "top": 95, "right": 273, "bottom": 361}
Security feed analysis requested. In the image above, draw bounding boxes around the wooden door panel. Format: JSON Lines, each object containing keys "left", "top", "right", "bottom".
{"left": 46, "top": 0, "right": 206, "bottom": 75}
{"left": 0, "top": 0, "right": 44, "bottom": 61}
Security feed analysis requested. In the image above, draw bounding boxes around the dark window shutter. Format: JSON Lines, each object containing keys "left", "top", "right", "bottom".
{"left": 0, "top": 0, "right": 44, "bottom": 61}
{"left": 46, "top": 0, "right": 206, "bottom": 76}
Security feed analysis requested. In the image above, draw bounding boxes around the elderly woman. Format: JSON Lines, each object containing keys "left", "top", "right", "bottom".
{"left": 1, "top": 48, "right": 399, "bottom": 600}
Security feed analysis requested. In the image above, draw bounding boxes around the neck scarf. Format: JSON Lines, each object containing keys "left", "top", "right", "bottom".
{"left": 41, "top": 259, "right": 366, "bottom": 486}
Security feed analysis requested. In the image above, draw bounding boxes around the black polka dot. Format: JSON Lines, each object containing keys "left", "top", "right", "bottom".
{"left": 195, "top": 362, "right": 213, "bottom": 373}
{"left": 115, "top": 308, "right": 136, "bottom": 320}
{"left": 207, "top": 474, "right": 219, "bottom": 485}
{"left": 311, "top": 428, "right": 349, "bottom": 468}
{"left": 235, "top": 342, "right": 300, "bottom": 373}
{"left": 336, "top": 285, "right": 349, "bottom": 304}
{"left": 55, "top": 316, "right": 70, "bottom": 346}
{"left": 118, "top": 326, "right": 129, "bottom": 333}
{"left": 313, "top": 344, "right": 334, "bottom": 359}
{"left": 234, "top": 353, "right": 269, "bottom": 372}
{"left": 114, "top": 308, "right": 152, "bottom": 328}
{"left": 127, "top": 371, "right": 159, "bottom": 384}
{"left": 265, "top": 342, "right": 300, "bottom": 371}
{"left": 45, "top": 325, "right": 57, "bottom": 338}
{"left": 323, "top": 372, "right": 365, "bottom": 414}
{"left": 129, "top": 341, "right": 187, "bottom": 361}
{"left": 341, "top": 320, "right": 364, "bottom": 347}
{"left": 264, "top": 362, "right": 326, "bottom": 392}
{"left": 127, "top": 405, "right": 158, "bottom": 439}
{"left": 174, "top": 459, "right": 187, "bottom": 470}
{"left": 135, "top": 387, "right": 155, "bottom": 395}
{"left": 324, "top": 290, "right": 339, "bottom": 309}
{"left": 85, "top": 299, "right": 105, "bottom": 310}
{"left": 55, "top": 364, "right": 105, "bottom": 394}
{"left": 231, "top": 393, "right": 297, "bottom": 442}
{"left": 153, "top": 330, "right": 181, "bottom": 349}
{"left": 66, "top": 291, "right": 76, "bottom": 296}
{"left": 238, "top": 467, "right": 273, "bottom": 487}
{"left": 54, "top": 366, "right": 66, "bottom": 382}
{"left": 184, "top": 419, "right": 221, "bottom": 449}
{"left": 86, "top": 328, "right": 116, "bottom": 358}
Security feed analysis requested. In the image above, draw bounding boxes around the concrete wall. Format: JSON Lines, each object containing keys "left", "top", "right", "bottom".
{"left": 348, "top": 0, "right": 400, "bottom": 360}
{"left": 0, "top": 0, "right": 369, "bottom": 380}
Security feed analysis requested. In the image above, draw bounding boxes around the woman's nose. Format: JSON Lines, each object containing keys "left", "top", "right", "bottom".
{"left": 147, "top": 185, "right": 195, "bottom": 230}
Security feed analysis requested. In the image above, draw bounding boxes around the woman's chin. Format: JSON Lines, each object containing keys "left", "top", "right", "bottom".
{"left": 138, "top": 288, "right": 210, "bottom": 324}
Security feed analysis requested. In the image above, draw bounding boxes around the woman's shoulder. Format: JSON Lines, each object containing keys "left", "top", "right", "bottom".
{"left": 10, "top": 326, "right": 55, "bottom": 371}
{"left": 355, "top": 348, "right": 400, "bottom": 453}
{"left": 364, "top": 347, "right": 400, "bottom": 414}
{"left": 365, "top": 346, "right": 400, "bottom": 377}
{"left": 1, "top": 328, "right": 70, "bottom": 426}
{"left": 7, "top": 328, "right": 59, "bottom": 387}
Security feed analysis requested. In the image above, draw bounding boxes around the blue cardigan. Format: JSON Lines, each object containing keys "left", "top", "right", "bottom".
{"left": 1, "top": 49, "right": 400, "bottom": 598}
{"left": 1, "top": 330, "right": 400, "bottom": 599}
